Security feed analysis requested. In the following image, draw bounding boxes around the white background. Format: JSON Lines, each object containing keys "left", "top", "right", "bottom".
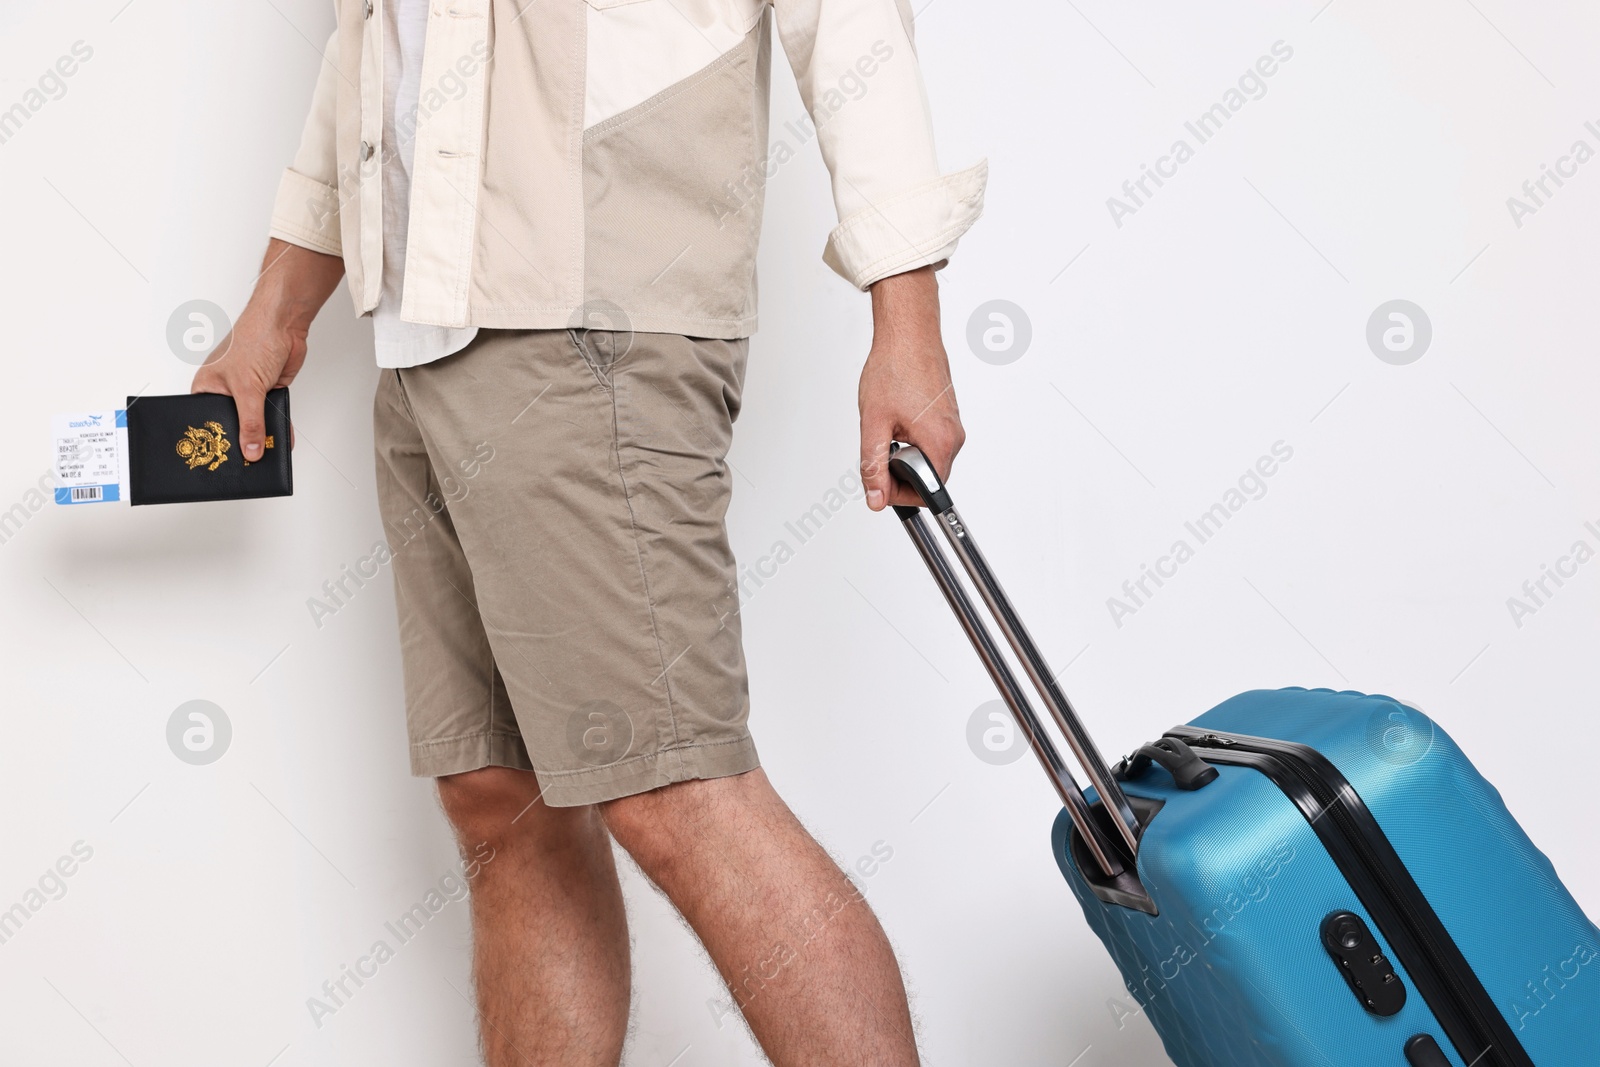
{"left": 2, "top": 1, "right": 1597, "bottom": 1065}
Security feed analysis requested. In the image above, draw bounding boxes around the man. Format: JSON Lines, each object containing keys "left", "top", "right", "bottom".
{"left": 193, "top": 0, "right": 983, "bottom": 1061}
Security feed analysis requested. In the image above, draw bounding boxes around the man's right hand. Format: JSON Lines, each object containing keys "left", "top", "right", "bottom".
{"left": 190, "top": 238, "right": 344, "bottom": 461}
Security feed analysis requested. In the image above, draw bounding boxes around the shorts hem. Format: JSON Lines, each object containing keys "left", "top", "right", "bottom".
{"left": 535, "top": 735, "right": 760, "bottom": 807}
{"left": 410, "top": 731, "right": 535, "bottom": 778}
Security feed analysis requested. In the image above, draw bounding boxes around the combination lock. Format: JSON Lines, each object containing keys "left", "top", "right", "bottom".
{"left": 1320, "top": 910, "right": 1408, "bottom": 1017}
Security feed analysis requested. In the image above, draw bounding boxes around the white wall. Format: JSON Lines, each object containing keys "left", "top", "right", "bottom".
{"left": 2, "top": 2, "right": 1596, "bottom": 1064}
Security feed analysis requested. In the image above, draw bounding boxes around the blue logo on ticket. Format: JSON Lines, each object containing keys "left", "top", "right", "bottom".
{"left": 53, "top": 409, "right": 129, "bottom": 505}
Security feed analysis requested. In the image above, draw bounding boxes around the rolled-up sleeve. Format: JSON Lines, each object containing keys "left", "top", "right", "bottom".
{"left": 773, "top": 0, "right": 986, "bottom": 289}
{"left": 268, "top": 30, "right": 343, "bottom": 257}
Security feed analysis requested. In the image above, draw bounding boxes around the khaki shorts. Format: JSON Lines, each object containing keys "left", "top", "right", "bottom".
{"left": 373, "top": 328, "right": 758, "bottom": 806}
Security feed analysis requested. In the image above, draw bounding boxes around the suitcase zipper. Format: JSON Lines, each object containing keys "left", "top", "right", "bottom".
{"left": 1174, "top": 729, "right": 1534, "bottom": 1067}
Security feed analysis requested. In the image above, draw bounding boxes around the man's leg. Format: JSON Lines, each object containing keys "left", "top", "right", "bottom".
{"left": 390, "top": 330, "right": 914, "bottom": 1061}
{"left": 438, "top": 767, "right": 630, "bottom": 1066}
{"left": 602, "top": 768, "right": 920, "bottom": 1067}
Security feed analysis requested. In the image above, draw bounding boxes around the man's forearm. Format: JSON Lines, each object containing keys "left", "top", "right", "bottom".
{"left": 249, "top": 238, "right": 345, "bottom": 331}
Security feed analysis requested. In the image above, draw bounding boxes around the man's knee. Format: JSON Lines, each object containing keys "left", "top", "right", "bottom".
{"left": 437, "top": 766, "right": 560, "bottom": 849}
{"left": 601, "top": 772, "right": 762, "bottom": 877}
{"left": 600, "top": 785, "right": 692, "bottom": 878}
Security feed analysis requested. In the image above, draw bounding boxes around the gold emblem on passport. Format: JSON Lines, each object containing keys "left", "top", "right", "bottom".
{"left": 177, "top": 422, "right": 231, "bottom": 471}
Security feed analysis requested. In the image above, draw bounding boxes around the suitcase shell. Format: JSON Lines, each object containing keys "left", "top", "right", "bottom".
{"left": 1054, "top": 688, "right": 1600, "bottom": 1067}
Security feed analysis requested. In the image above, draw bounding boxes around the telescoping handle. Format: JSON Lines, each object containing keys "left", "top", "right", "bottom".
{"left": 886, "top": 445, "right": 1141, "bottom": 876}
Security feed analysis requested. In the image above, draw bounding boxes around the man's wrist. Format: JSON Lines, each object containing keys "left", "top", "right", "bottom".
{"left": 868, "top": 266, "right": 943, "bottom": 351}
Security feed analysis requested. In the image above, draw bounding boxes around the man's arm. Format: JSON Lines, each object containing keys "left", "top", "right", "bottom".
{"left": 189, "top": 239, "right": 344, "bottom": 461}
{"left": 771, "top": 1, "right": 982, "bottom": 508}
{"left": 192, "top": 25, "right": 344, "bottom": 459}
{"left": 858, "top": 265, "right": 964, "bottom": 511}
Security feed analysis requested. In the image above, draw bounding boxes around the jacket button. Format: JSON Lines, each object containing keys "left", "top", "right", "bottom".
{"left": 363, "top": 0, "right": 373, "bottom": 17}
{"left": 360, "top": 140, "right": 375, "bottom": 161}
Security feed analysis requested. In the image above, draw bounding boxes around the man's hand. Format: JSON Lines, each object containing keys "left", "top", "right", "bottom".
{"left": 190, "top": 238, "right": 344, "bottom": 460}
{"left": 859, "top": 266, "right": 965, "bottom": 510}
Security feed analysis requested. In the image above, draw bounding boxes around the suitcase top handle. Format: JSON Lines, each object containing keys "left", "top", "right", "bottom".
{"left": 886, "top": 444, "right": 1142, "bottom": 876}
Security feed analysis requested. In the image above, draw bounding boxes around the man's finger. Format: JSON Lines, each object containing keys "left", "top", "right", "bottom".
{"left": 234, "top": 387, "right": 269, "bottom": 462}
{"left": 885, "top": 481, "right": 925, "bottom": 507}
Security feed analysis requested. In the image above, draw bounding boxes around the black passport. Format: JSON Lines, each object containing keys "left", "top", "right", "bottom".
{"left": 125, "top": 388, "right": 293, "bottom": 505}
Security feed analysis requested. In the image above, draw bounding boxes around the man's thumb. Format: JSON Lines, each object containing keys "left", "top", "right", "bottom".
{"left": 235, "top": 389, "right": 268, "bottom": 461}
{"left": 860, "top": 415, "right": 893, "bottom": 512}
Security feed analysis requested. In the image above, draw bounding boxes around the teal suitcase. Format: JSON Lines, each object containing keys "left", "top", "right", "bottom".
{"left": 888, "top": 446, "right": 1599, "bottom": 1066}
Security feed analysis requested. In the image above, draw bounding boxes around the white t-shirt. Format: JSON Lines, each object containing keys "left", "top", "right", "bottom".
{"left": 374, "top": 0, "right": 479, "bottom": 368}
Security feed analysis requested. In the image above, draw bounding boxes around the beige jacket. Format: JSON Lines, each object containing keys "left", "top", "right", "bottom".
{"left": 269, "top": 0, "right": 987, "bottom": 337}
